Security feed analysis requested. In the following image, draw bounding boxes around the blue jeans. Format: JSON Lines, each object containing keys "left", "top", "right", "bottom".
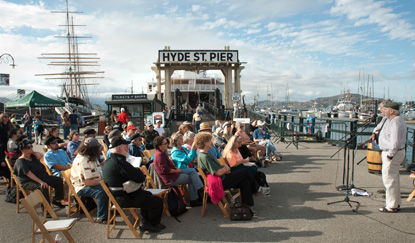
{"left": 195, "top": 121, "right": 201, "bottom": 133}
{"left": 25, "top": 126, "right": 32, "bottom": 140}
{"left": 77, "top": 185, "right": 109, "bottom": 220}
{"left": 62, "top": 124, "right": 70, "bottom": 139}
{"left": 70, "top": 124, "right": 78, "bottom": 132}
{"left": 258, "top": 140, "right": 277, "bottom": 159}
{"left": 171, "top": 168, "right": 203, "bottom": 200}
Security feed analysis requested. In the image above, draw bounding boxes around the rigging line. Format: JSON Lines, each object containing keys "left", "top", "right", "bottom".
{"left": 353, "top": 210, "right": 415, "bottom": 236}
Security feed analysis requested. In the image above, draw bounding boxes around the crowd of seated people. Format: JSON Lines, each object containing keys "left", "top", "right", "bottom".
{"left": 0, "top": 110, "right": 281, "bottom": 234}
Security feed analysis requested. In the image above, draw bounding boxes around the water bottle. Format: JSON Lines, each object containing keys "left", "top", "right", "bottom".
{"left": 55, "top": 233, "right": 62, "bottom": 243}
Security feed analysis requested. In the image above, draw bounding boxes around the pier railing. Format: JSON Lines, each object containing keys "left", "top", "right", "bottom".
{"left": 245, "top": 110, "right": 415, "bottom": 166}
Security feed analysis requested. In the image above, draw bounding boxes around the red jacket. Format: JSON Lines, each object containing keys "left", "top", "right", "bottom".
{"left": 118, "top": 112, "right": 128, "bottom": 124}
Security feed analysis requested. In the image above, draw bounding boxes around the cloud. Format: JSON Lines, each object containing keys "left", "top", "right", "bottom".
{"left": 331, "top": 0, "right": 415, "bottom": 42}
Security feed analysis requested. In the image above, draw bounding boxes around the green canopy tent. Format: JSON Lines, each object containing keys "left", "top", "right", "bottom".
{"left": 4, "top": 90, "right": 64, "bottom": 113}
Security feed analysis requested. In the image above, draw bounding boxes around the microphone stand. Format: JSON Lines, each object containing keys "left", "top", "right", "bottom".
{"left": 327, "top": 116, "right": 375, "bottom": 211}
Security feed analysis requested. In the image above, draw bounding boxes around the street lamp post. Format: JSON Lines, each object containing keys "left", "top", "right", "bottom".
{"left": 0, "top": 53, "right": 16, "bottom": 68}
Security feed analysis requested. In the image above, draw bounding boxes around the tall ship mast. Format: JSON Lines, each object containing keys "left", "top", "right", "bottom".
{"left": 35, "top": 0, "right": 104, "bottom": 115}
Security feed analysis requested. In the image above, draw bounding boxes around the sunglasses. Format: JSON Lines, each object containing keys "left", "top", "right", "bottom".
{"left": 162, "top": 142, "right": 168, "bottom": 145}
{"left": 24, "top": 145, "right": 33, "bottom": 149}
{"left": 50, "top": 141, "right": 58, "bottom": 145}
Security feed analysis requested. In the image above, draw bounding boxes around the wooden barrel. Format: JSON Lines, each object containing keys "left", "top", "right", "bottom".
{"left": 367, "top": 143, "right": 382, "bottom": 174}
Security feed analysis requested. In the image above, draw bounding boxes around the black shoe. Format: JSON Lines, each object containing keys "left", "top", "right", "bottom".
{"left": 52, "top": 200, "right": 65, "bottom": 209}
{"left": 190, "top": 200, "right": 203, "bottom": 207}
{"left": 155, "top": 223, "right": 166, "bottom": 229}
{"left": 139, "top": 223, "right": 161, "bottom": 233}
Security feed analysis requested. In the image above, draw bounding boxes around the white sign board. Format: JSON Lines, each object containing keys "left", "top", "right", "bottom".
{"left": 233, "top": 118, "right": 250, "bottom": 124}
{"left": 159, "top": 50, "right": 238, "bottom": 63}
{"left": 232, "top": 93, "right": 240, "bottom": 101}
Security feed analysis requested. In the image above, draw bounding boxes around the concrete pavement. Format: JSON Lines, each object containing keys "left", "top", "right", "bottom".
{"left": 1, "top": 125, "right": 414, "bottom": 242}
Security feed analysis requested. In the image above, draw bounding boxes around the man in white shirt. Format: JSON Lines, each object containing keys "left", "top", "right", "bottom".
{"left": 154, "top": 120, "right": 165, "bottom": 137}
{"left": 378, "top": 102, "right": 407, "bottom": 213}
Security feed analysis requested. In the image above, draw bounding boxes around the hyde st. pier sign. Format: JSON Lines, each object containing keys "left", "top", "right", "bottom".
{"left": 158, "top": 50, "right": 239, "bottom": 63}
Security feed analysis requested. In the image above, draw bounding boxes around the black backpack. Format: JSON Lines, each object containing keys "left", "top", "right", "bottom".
{"left": 164, "top": 186, "right": 187, "bottom": 221}
{"left": 255, "top": 171, "right": 269, "bottom": 187}
{"left": 5, "top": 186, "right": 23, "bottom": 204}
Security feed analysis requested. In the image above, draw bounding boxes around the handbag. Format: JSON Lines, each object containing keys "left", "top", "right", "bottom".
{"left": 230, "top": 202, "right": 253, "bottom": 221}
{"left": 122, "top": 180, "right": 142, "bottom": 193}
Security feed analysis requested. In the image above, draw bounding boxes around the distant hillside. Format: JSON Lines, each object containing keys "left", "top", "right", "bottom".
{"left": 255, "top": 93, "right": 384, "bottom": 109}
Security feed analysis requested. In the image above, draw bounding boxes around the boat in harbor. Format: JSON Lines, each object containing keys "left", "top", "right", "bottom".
{"left": 35, "top": 0, "right": 104, "bottom": 117}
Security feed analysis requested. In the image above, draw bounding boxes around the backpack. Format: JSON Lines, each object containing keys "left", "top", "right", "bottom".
{"left": 255, "top": 171, "right": 269, "bottom": 187}
{"left": 164, "top": 186, "right": 187, "bottom": 221}
{"left": 5, "top": 186, "right": 23, "bottom": 204}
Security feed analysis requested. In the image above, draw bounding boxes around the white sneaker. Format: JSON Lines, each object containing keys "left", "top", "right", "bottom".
{"left": 258, "top": 186, "right": 271, "bottom": 195}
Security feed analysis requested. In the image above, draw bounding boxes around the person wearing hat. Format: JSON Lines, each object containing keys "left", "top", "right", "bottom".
{"left": 83, "top": 128, "right": 96, "bottom": 139}
{"left": 71, "top": 138, "right": 108, "bottom": 223}
{"left": 154, "top": 120, "right": 165, "bottom": 137}
{"left": 141, "top": 122, "right": 159, "bottom": 150}
{"left": 103, "top": 137, "right": 165, "bottom": 232}
{"left": 129, "top": 133, "right": 148, "bottom": 167}
{"left": 14, "top": 140, "right": 65, "bottom": 208}
{"left": 253, "top": 120, "right": 281, "bottom": 162}
{"left": 222, "top": 122, "right": 233, "bottom": 142}
{"left": 213, "top": 127, "right": 227, "bottom": 154}
{"left": 198, "top": 122, "right": 222, "bottom": 159}
{"left": 118, "top": 107, "right": 129, "bottom": 124}
{"left": 106, "top": 130, "right": 123, "bottom": 159}
{"left": 44, "top": 136, "right": 71, "bottom": 177}
{"left": 377, "top": 102, "right": 407, "bottom": 213}
{"left": 123, "top": 125, "right": 138, "bottom": 141}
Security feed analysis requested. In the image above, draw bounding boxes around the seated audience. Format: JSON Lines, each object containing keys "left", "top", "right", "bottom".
{"left": 71, "top": 138, "right": 108, "bottom": 223}
{"left": 106, "top": 130, "right": 122, "bottom": 159}
{"left": 103, "top": 126, "right": 112, "bottom": 149}
{"left": 83, "top": 128, "right": 96, "bottom": 139}
{"left": 198, "top": 122, "right": 222, "bottom": 159}
{"left": 141, "top": 122, "right": 159, "bottom": 149}
{"left": 111, "top": 116, "right": 123, "bottom": 132}
{"left": 195, "top": 132, "right": 256, "bottom": 207}
{"left": 235, "top": 122, "right": 265, "bottom": 165}
{"left": 44, "top": 136, "right": 71, "bottom": 176}
{"left": 170, "top": 133, "right": 197, "bottom": 169}
{"left": 14, "top": 140, "right": 65, "bottom": 208}
{"left": 153, "top": 136, "right": 203, "bottom": 207}
{"left": 178, "top": 122, "right": 194, "bottom": 135}
{"left": 154, "top": 120, "right": 165, "bottom": 137}
{"left": 7, "top": 128, "right": 20, "bottom": 153}
{"left": 67, "top": 130, "right": 81, "bottom": 161}
{"left": 123, "top": 125, "right": 138, "bottom": 141}
{"left": 103, "top": 137, "right": 165, "bottom": 233}
{"left": 222, "top": 122, "right": 233, "bottom": 142}
{"left": 213, "top": 127, "right": 227, "bottom": 154}
{"left": 253, "top": 120, "right": 281, "bottom": 161}
{"left": 44, "top": 127, "right": 67, "bottom": 149}
{"left": 211, "top": 120, "right": 222, "bottom": 133}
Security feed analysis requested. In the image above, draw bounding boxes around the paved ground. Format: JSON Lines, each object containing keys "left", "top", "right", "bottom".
{"left": 1, "top": 125, "right": 415, "bottom": 242}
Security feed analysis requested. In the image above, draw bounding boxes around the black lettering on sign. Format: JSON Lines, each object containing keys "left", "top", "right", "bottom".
{"left": 162, "top": 52, "right": 170, "bottom": 61}
{"left": 171, "top": 52, "right": 177, "bottom": 61}
{"left": 210, "top": 53, "right": 217, "bottom": 61}
{"left": 201, "top": 52, "right": 207, "bottom": 61}
{"left": 220, "top": 52, "right": 226, "bottom": 61}
{"left": 227, "top": 53, "right": 233, "bottom": 61}
{"left": 177, "top": 53, "right": 184, "bottom": 61}
{"left": 185, "top": 52, "right": 190, "bottom": 61}
{"left": 194, "top": 52, "right": 200, "bottom": 61}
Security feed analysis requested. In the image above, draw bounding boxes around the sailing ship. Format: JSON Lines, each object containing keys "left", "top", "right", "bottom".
{"left": 35, "top": 0, "right": 104, "bottom": 116}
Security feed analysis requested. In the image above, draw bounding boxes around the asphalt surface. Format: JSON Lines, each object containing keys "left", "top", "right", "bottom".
{"left": 1, "top": 125, "right": 414, "bottom": 242}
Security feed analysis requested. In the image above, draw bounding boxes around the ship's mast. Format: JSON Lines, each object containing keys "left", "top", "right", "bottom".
{"left": 35, "top": 0, "right": 104, "bottom": 105}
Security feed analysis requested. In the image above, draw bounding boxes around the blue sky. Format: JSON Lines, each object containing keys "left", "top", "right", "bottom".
{"left": 0, "top": 0, "right": 414, "bottom": 106}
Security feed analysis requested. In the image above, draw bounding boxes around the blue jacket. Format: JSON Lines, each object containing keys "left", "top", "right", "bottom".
{"left": 171, "top": 146, "right": 197, "bottom": 169}
{"left": 208, "top": 144, "right": 222, "bottom": 159}
{"left": 253, "top": 128, "right": 271, "bottom": 140}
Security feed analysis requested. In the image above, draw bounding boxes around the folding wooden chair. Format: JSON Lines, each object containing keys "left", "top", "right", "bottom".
{"left": 102, "top": 151, "right": 107, "bottom": 160}
{"left": 100, "top": 139, "right": 108, "bottom": 155}
{"left": 20, "top": 190, "right": 77, "bottom": 243}
{"left": 99, "top": 181, "right": 141, "bottom": 239}
{"left": 142, "top": 149, "right": 156, "bottom": 160}
{"left": 197, "top": 168, "right": 231, "bottom": 219}
{"left": 5, "top": 157, "right": 32, "bottom": 213}
{"left": 140, "top": 166, "right": 170, "bottom": 216}
{"left": 61, "top": 169, "right": 97, "bottom": 223}
{"left": 40, "top": 159, "right": 52, "bottom": 176}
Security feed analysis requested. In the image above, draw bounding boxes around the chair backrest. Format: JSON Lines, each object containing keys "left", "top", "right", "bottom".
{"left": 40, "top": 159, "right": 52, "bottom": 176}
{"left": 102, "top": 151, "right": 107, "bottom": 160}
{"left": 143, "top": 149, "right": 156, "bottom": 159}
{"left": 140, "top": 166, "right": 156, "bottom": 189}
{"left": 197, "top": 168, "right": 209, "bottom": 191}
{"left": 101, "top": 139, "right": 108, "bottom": 155}
{"left": 61, "top": 169, "right": 96, "bottom": 223}
{"left": 20, "top": 190, "right": 66, "bottom": 242}
{"left": 217, "top": 157, "right": 228, "bottom": 166}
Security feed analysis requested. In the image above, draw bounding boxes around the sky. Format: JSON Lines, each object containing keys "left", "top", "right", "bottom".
{"left": 0, "top": 0, "right": 414, "bottom": 106}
